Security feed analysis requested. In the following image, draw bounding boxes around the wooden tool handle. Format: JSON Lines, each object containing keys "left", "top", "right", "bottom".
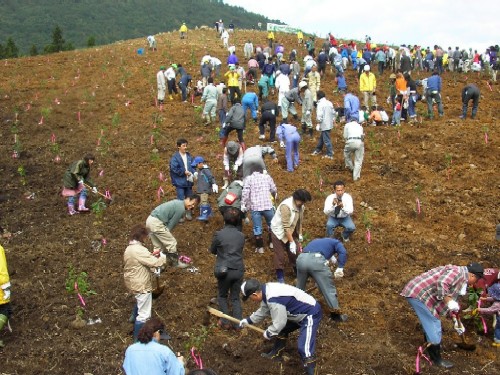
{"left": 207, "top": 306, "right": 265, "bottom": 334}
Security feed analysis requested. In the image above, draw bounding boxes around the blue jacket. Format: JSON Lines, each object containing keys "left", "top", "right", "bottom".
{"left": 362, "top": 50, "right": 372, "bottom": 63}
{"left": 169, "top": 152, "right": 194, "bottom": 188}
{"left": 195, "top": 165, "right": 216, "bottom": 194}
{"left": 123, "top": 339, "right": 185, "bottom": 375}
{"left": 426, "top": 75, "right": 442, "bottom": 92}
{"left": 262, "top": 63, "right": 276, "bottom": 76}
{"left": 242, "top": 92, "right": 259, "bottom": 107}
{"left": 303, "top": 238, "right": 347, "bottom": 267}
{"left": 279, "top": 63, "right": 290, "bottom": 75}
{"left": 344, "top": 93, "right": 360, "bottom": 122}
{"left": 337, "top": 76, "right": 347, "bottom": 90}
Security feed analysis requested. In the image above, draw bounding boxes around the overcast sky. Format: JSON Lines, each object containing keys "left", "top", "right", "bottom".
{"left": 225, "top": 0, "right": 498, "bottom": 52}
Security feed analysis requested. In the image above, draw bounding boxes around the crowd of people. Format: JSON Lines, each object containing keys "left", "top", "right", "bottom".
{"left": 1, "top": 23, "right": 498, "bottom": 375}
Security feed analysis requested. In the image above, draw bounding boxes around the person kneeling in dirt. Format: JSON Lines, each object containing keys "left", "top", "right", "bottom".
{"left": 123, "top": 317, "right": 185, "bottom": 375}
{"left": 400, "top": 262, "right": 484, "bottom": 368}
{"left": 145, "top": 195, "right": 200, "bottom": 269}
{"left": 296, "top": 238, "right": 348, "bottom": 323}
{"left": 222, "top": 141, "right": 243, "bottom": 189}
{"left": 209, "top": 208, "right": 245, "bottom": 330}
{"left": 241, "top": 144, "right": 278, "bottom": 180}
{"left": 61, "top": 153, "right": 98, "bottom": 215}
{"left": 123, "top": 225, "right": 168, "bottom": 341}
{"left": 239, "top": 279, "right": 321, "bottom": 375}
{"left": 1, "top": 244, "right": 13, "bottom": 348}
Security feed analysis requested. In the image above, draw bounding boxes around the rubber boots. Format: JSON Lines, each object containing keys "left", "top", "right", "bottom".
{"left": 427, "top": 344, "right": 453, "bottom": 368}
{"left": 78, "top": 197, "right": 89, "bottom": 212}
{"left": 330, "top": 310, "right": 348, "bottom": 322}
{"left": 133, "top": 320, "right": 145, "bottom": 342}
{"left": 261, "top": 336, "right": 287, "bottom": 360}
{"left": 68, "top": 202, "right": 78, "bottom": 215}
{"left": 197, "top": 204, "right": 211, "bottom": 221}
{"left": 303, "top": 357, "right": 317, "bottom": 375}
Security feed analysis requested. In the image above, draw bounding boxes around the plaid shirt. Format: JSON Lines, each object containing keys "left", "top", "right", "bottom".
{"left": 241, "top": 172, "right": 277, "bottom": 212}
{"left": 400, "top": 265, "right": 468, "bottom": 318}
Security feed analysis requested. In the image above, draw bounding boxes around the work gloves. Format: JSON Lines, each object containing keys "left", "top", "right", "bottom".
{"left": 330, "top": 255, "right": 338, "bottom": 265}
{"left": 334, "top": 268, "right": 344, "bottom": 278}
{"left": 92, "top": 186, "right": 98, "bottom": 194}
{"left": 316, "top": 124, "right": 321, "bottom": 131}
{"left": 239, "top": 318, "right": 250, "bottom": 328}
{"left": 289, "top": 241, "right": 297, "bottom": 255}
{"left": 233, "top": 164, "right": 239, "bottom": 172}
{"left": 452, "top": 316, "right": 465, "bottom": 335}
{"left": 305, "top": 110, "right": 311, "bottom": 116}
{"left": 1, "top": 282, "right": 11, "bottom": 301}
{"left": 298, "top": 234, "right": 304, "bottom": 242}
{"left": 280, "top": 141, "right": 285, "bottom": 148}
{"left": 212, "top": 184, "right": 219, "bottom": 193}
{"left": 447, "top": 300, "right": 460, "bottom": 313}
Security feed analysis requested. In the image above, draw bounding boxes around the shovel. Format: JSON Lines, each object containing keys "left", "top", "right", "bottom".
{"left": 152, "top": 276, "right": 165, "bottom": 299}
{"left": 84, "top": 183, "right": 114, "bottom": 204}
{"left": 453, "top": 316, "right": 476, "bottom": 351}
{"left": 207, "top": 306, "right": 264, "bottom": 334}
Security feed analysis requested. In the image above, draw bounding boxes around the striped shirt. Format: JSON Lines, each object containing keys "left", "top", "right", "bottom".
{"left": 241, "top": 172, "right": 277, "bottom": 212}
{"left": 401, "top": 265, "right": 468, "bottom": 318}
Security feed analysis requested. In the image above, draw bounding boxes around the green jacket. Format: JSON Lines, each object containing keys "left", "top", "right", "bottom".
{"left": 150, "top": 200, "right": 185, "bottom": 231}
{"left": 62, "top": 159, "right": 94, "bottom": 188}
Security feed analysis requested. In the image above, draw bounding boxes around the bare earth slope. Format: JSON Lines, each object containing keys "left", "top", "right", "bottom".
{"left": 0, "top": 29, "right": 499, "bottom": 374}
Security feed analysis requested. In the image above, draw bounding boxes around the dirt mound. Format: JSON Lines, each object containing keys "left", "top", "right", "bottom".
{"left": 0, "top": 29, "right": 499, "bottom": 374}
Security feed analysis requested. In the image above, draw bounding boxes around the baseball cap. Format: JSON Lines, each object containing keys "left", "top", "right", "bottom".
{"left": 467, "top": 262, "right": 484, "bottom": 279}
{"left": 191, "top": 156, "right": 205, "bottom": 167}
{"left": 158, "top": 329, "right": 171, "bottom": 340}
{"left": 241, "top": 279, "right": 261, "bottom": 301}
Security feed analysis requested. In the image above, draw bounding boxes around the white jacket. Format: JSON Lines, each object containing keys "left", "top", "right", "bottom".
{"left": 316, "top": 97, "right": 335, "bottom": 131}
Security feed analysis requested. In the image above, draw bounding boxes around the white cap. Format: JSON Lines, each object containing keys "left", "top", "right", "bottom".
{"left": 276, "top": 70, "right": 281, "bottom": 76}
{"left": 299, "top": 81, "right": 307, "bottom": 89}
{"left": 364, "top": 65, "right": 371, "bottom": 72}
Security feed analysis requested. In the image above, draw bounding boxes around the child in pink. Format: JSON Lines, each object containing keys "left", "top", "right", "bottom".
{"left": 476, "top": 283, "right": 500, "bottom": 347}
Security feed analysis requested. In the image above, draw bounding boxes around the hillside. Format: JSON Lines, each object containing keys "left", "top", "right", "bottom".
{"left": 0, "top": 28, "right": 499, "bottom": 374}
{"left": 0, "top": 0, "right": 281, "bottom": 54}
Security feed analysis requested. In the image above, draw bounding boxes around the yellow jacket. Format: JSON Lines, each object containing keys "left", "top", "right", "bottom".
{"left": 224, "top": 71, "right": 240, "bottom": 87}
{"left": 359, "top": 72, "right": 377, "bottom": 92}
{"left": 297, "top": 31, "right": 303, "bottom": 40}
{"left": 179, "top": 24, "right": 188, "bottom": 33}
{"left": 267, "top": 31, "right": 275, "bottom": 40}
{"left": 0, "top": 245, "right": 10, "bottom": 305}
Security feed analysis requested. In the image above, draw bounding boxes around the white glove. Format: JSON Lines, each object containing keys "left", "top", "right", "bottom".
{"left": 78, "top": 180, "right": 84, "bottom": 186}
{"left": 334, "top": 268, "right": 344, "bottom": 278}
{"left": 453, "top": 318, "right": 465, "bottom": 335}
{"left": 2, "top": 288, "right": 10, "bottom": 301}
{"left": 212, "top": 184, "right": 218, "bottom": 193}
{"left": 289, "top": 241, "right": 297, "bottom": 255}
{"left": 263, "top": 329, "right": 273, "bottom": 340}
{"left": 222, "top": 122, "right": 227, "bottom": 128}
{"left": 193, "top": 171, "right": 199, "bottom": 180}
{"left": 239, "top": 318, "right": 250, "bottom": 328}
{"left": 447, "top": 300, "right": 460, "bottom": 313}
{"left": 305, "top": 110, "right": 311, "bottom": 116}
{"left": 159, "top": 252, "right": 167, "bottom": 262}
{"left": 186, "top": 174, "right": 194, "bottom": 183}
{"left": 233, "top": 164, "right": 239, "bottom": 172}
{"left": 153, "top": 267, "right": 161, "bottom": 277}
{"left": 92, "top": 186, "right": 98, "bottom": 194}
{"left": 298, "top": 234, "right": 304, "bottom": 242}
{"left": 330, "top": 255, "right": 338, "bottom": 265}
{"left": 280, "top": 141, "right": 285, "bottom": 148}
{"left": 316, "top": 124, "right": 320, "bottom": 131}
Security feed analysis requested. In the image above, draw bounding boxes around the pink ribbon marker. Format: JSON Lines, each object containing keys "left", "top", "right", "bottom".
{"left": 101, "top": 238, "right": 107, "bottom": 246}
{"left": 77, "top": 111, "right": 81, "bottom": 122}
{"left": 415, "top": 345, "right": 432, "bottom": 374}
{"left": 99, "top": 169, "right": 104, "bottom": 177}
{"left": 38, "top": 116, "right": 44, "bottom": 125}
{"left": 484, "top": 132, "right": 488, "bottom": 144}
{"left": 74, "top": 281, "right": 86, "bottom": 307}
{"left": 416, "top": 198, "right": 421, "bottom": 214}
{"left": 159, "top": 172, "right": 165, "bottom": 181}
{"left": 150, "top": 135, "right": 154, "bottom": 145}
{"left": 366, "top": 229, "right": 371, "bottom": 244}
{"left": 190, "top": 347, "right": 203, "bottom": 369}
{"left": 51, "top": 133, "right": 56, "bottom": 143}
{"left": 104, "top": 190, "right": 112, "bottom": 199}
{"left": 477, "top": 299, "right": 488, "bottom": 334}
{"left": 157, "top": 186, "right": 164, "bottom": 201}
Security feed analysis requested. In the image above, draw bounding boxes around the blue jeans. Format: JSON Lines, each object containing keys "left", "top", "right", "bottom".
{"left": 242, "top": 100, "right": 257, "bottom": 121}
{"left": 251, "top": 209, "right": 275, "bottom": 236}
{"left": 175, "top": 186, "right": 192, "bottom": 200}
{"left": 68, "top": 187, "right": 87, "bottom": 205}
{"left": 314, "top": 130, "right": 333, "bottom": 156}
{"left": 408, "top": 94, "right": 417, "bottom": 118}
{"left": 326, "top": 216, "right": 355, "bottom": 239}
{"left": 494, "top": 315, "right": 500, "bottom": 343}
{"left": 406, "top": 298, "right": 442, "bottom": 344}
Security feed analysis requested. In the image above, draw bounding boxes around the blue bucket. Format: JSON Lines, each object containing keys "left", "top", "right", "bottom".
{"left": 137, "top": 48, "right": 144, "bottom": 55}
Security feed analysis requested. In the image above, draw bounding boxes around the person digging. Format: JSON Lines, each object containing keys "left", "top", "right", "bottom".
{"left": 239, "top": 279, "right": 321, "bottom": 375}
{"left": 61, "top": 153, "right": 98, "bottom": 215}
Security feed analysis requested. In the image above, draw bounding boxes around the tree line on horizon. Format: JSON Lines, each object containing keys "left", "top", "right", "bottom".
{"left": 0, "top": 0, "right": 281, "bottom": 57}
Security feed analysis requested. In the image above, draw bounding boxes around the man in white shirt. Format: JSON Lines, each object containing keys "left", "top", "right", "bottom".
{"left": 343, "top": 120, "right": 364, "bottom": 181}
{"left": 323, "top": 181, "right": 355, "bottom": 242}
{"left": 156, "top": 66, "right": 166, "bottom": 105}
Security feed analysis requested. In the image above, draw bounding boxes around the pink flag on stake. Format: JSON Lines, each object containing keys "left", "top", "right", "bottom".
{"left": 366, "top": 229, "right": 372, "bottom": 244}
{"left": 77, "top": 111, "right": 81, "bottom": 122}
{"left": 150, "top": 135, "right": 154, "bottom": 145}
{"left": 38, "top": 116, "right": 44, "bottom": 125}
{"left": 485, "top": 132, "right": 488, "bottom": 144}
{"left": 51, "top": 133, "right": 56, "bottom": 143}
{"left": 159, "top": 172, "right": 164, "bottom": 181}
{"left": 416, "top": 198, "right": 421, "bottom": 214}
{"left": 74, "top": 281, "right": 86, "bottom": 307}
{"left": 101, "top": 238, "right": 107, "bottom": 246}
{"left": 99, "top": 169, "right": 104, "bottom": 177}
{"left": 486, "top": 81, "right": 492, "bottom": 91}
{"left": 157, "top": 186, "right": 164, "bottom": 201}
{"left": 97, "top": 137, "right": 101, "bottom": 146}
{"left": 105, "top": 190, "right": 112, "bottom": 199}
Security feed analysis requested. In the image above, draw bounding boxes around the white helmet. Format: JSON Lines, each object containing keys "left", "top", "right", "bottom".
{"left": 364, "top": 65, "right": 371, "bottom": 72}
{"left": 299, "top": 81, "right": 308, "bottom": 89}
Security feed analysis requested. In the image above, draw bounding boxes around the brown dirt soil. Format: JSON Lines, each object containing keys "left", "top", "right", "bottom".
{"left": 0, "top": 29, "right": 499, "bottom": 375}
